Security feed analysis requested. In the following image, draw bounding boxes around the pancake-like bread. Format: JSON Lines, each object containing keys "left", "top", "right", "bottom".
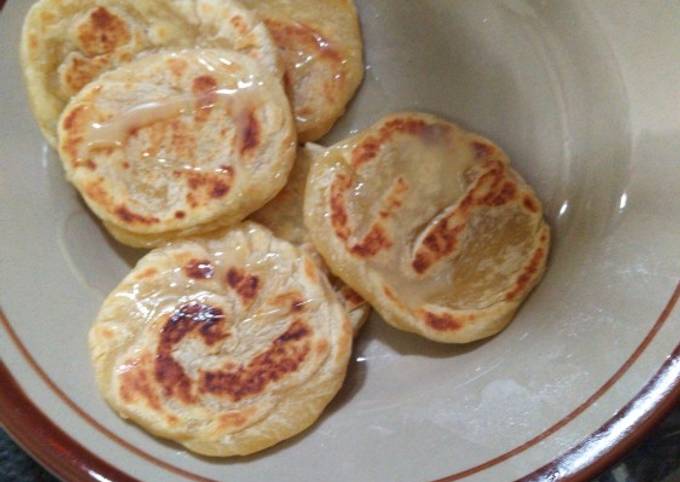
{"left": 21, "top": 0, "right": 281, "bottom": 147}
{"left": 58, "top": 48, "right": 295, "bottom": 248}
{"left": 304, "top": 113, "right": 550, "bottom": 343}
{"left": 239, "top": 0, "right": 364, "bottom": 142}
{"left": 89, "top": 222, "right": 352, "bottom": 456}
{"left": 251, "top": 146, "right": 370, "bottom": 333}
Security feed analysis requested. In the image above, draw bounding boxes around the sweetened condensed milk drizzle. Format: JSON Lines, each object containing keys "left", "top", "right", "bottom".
{"left": 84, "top": 84, "right": 260, "bottom": 149}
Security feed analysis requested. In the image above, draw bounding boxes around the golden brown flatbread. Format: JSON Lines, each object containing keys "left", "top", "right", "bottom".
{"left": 58, "top": 48, "right": 295, "bottom": 247}
{"left": 90, "top": 222, "right": 353, "bottom": 456}
{"left": 239, "top": 0, "right": 364, "bottom": 141}
{"left": 21, "top": 0, "right": 282, "bottom": 146}
{"left": 305, "top": 113, "right": 550, "bottom": 343}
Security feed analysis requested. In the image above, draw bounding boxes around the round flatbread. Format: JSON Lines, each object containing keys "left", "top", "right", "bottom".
{"left": 58, "top": 48, "right": 295, "bottom": 248}
{"left": 90, "top": 222, "right": 353, "bottom": 456}
{"left": 239, "top": 0, "right": 363, "bottom": 142}
{"left": 251, "top": 145, "right": 371, "bottom": 333}
{"left": 304, "top": 113, "right": 550, "bottom": 343}
{"left": 21, "top": 0, "right": 281, "bottom": 147}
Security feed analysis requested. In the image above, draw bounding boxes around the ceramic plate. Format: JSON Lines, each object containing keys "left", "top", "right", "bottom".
{"left": 1, "top": 1, "right": 679, "bottom": 481}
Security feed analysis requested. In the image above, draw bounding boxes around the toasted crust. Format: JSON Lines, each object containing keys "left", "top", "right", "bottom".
{"left": 89, "top": 222, "right": 353, "bottom": 456}
{"left": 240, "top": 0, "right": 364, "bottom": 141}
{"left": 251, "top": 146, "right": 370, "bottom": 334}
{"left": 21, "top": 0, "right": 282, "bottom": 146}
{"left": 57, "top": 49, "right": 295, "bottom": 247}
{"left": 304, "top": 113, "right": 551, "bottom": 343}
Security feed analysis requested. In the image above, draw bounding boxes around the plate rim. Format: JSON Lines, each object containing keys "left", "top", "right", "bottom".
{"left": 1, "top": 283, "right": 679, "bottom": 482}
{"left": 2, "top": 0, "right": 679, "bottom": 479}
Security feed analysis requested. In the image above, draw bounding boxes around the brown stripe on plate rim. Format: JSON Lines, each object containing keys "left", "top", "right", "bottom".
{"left": 0, "top": 362, "right": 140, "bottom": 482}
{"left": 434, "top": 281, "right": 680, "bottom": 482}
{"left": 0, "top": 310, "right": 218, "bottom": 482}
{"left": 0, "top": 5, "right": 678, "bottom": 478}
{"left": 520, "top": 341, "right": 680, "bottom": 481}
{"left": 0, "top": 282, "right": 677, "bottom": 482}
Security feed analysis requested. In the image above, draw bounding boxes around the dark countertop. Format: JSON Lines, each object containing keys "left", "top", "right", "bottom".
{"left": 2, "top": 406, "right": 679, "bottom": 481}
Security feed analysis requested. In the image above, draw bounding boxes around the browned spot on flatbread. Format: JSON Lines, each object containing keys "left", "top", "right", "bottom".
{"left": 185, "top": 167, "right": 234, "bottom": 203}
{"left": 211, "top": 181, "right": 230, "bottom": 198}
{"left": 383, "top": 285, "right": 398, "bottom": 302}
{"left": 471, "top": 140, "right": 495, "bottom": 159}
{"left": 272, "top": 291, "right": 307, "bottom": 313}
{"left": 119, "top": 355, "right": 162, "bottom": 411}
{"left": 350, "top": 224, "right": 393, "bottom": 257}
{"left": 168, "top": 58, "right": 188, "bottom": 77}
{"left": 187, "top": 175, "right": 203, "bottom": 190}
{"left": 351, "top": 117, "right": 449, "bottom": 169}
{"left": 226, "top": 268, "right": 260, "bottom": 303}
{"left": 83, "top": 179, "right": 104, "bottom": 199}
{"left": 316, "top": 339, "right": 329, "bottom": 355}
{"left": 237, "top": 110, "right": 260, "bottom": 156}
{"left": 73, "top": 158, "right": 96, "bottom": 170}
{"left": 304, "top": 257, "right": 319, "bottom": 283}
{"left": 174, "top": 210, "right": 185, "bottom": 219}
{"left": 135, "top": 266, "right": 158, "bottom": 280}
{"left": 383, "top": 284, "right": 407, "bottom": 309}
{"left": 265, "top": 19, "right": 343, "bottom": 63}
{"left": 76, "top": 7, "right": 131, "bottom": 56}
{"left": 340, "top": 286, "right": 364, "bottom": 310}
{"left": 412, "top": 220, "right": 465, "bottom": 274}
{"left": 62, "top": 54, "right": 112, "bottom": 94}
{"left": 482, "top": 181, "right": 517, "bottom": 207}
{"left": 200, "top": 320, "right": 311, "bottom": 401}
{"left": 505, "top": 243, "right": 547, "bottom": 301}
{"left": 218, "top": 411, "right": 248, "bottom": 430}
{"left": 423, "top": 312, "right": 462, "bottom": 331}
{"left": 114, "top": 205, "right": 159, "bottom": 225}
{"left": 350, "top": 138, "right": 380, "bottom": 169}
{"left": 192, "top": 75, "right": 218, "bottom": 122}
{"left": 62, "top": 105, "right": 87, "bottom": 132}
{"left": 154, "top": 302, "right": 229, "bottom": 403}
{"left": 379, "top": 177, "right": 409, "bottom": 218}
{"left": 330, "top": 174, "right": 351, "bottom": 240}
{"left": 523, "top": 195, "right": 538, "bottom": 213}
{"left": 184, "top": 259, "right": 215, "bottom": 280}
{"left": 168, "top": 119, "right": 197, "bottom": 158}
{"left": 333, "top": 173, "right": 403, "bottom": 257}
{"left": 412, "top": 160, "right": 521, "bottom": 274}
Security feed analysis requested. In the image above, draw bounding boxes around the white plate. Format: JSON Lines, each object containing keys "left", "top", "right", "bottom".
{"left": 1, "top": 1, "right": 679, "bottom": 481}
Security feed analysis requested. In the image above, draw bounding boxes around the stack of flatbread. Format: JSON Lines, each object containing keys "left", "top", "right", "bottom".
{"left": 21, "top": 0, "right": 550, "bottom": 456}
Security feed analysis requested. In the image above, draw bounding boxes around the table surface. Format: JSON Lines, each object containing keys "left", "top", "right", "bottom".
{"left": 1, "top": 406, "right": 679, "bottom": 482}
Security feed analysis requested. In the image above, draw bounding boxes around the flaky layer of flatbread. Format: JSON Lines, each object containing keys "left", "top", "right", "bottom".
{"left": 251, "top": 146, "right": 371, "bottom": 333}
